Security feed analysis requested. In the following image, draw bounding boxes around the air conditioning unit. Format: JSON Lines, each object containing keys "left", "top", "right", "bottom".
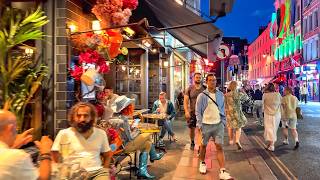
{"left": 209, "top": 0, "right": 235, "bottom": 17}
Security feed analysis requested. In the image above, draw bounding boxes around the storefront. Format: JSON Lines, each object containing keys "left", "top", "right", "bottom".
{"left": 299, "top": 63, "right": 320, "bottom": 101}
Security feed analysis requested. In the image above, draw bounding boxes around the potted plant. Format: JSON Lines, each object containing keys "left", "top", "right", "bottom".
{"left": 0, "top": 6, "right": 49, "bottom": 132}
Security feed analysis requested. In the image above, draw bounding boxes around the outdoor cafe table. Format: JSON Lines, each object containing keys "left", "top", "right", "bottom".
{"left": 140, "top": 113, "right": 168, "bottom": 152}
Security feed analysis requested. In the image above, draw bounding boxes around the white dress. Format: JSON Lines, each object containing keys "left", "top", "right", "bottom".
{"left": 263, "top": 92, "right": 282, "bottom": 142}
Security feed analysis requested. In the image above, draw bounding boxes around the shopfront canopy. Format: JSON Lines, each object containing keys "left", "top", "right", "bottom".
{"left": 137, "top": 0, "right": 223, "bottom": 58}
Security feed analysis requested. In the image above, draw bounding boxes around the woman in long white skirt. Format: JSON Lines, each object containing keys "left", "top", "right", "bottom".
{"left": 262, "top": 83, "right": 282, "bottom": 151}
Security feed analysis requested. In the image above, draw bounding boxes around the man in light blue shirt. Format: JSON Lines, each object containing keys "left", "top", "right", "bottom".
{"left": 195, "top": 74, "right": 232, "bottom": 179}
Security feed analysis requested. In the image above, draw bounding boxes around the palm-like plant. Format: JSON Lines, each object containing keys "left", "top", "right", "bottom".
{"left": 0, "top": 6, "right": 49, "bottom": 131}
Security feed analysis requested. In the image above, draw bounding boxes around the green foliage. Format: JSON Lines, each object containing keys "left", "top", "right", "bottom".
{"left": 0, "top": 6, "right": 49, "bottom": 131}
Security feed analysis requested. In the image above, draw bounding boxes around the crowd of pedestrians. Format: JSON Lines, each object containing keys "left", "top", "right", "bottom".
{"left": 181, "top": 73, "right": 304, "bottom": 179}
{"left": 0, "top": 72, "right": 305, "bottom": 180}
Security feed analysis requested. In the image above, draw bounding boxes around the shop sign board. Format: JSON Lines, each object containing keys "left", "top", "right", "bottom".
{"left": 294, "top": 67, "right": 301, "bottom": 74}
{"left": 216, "top": 44, "right": 231, "bottom": 61}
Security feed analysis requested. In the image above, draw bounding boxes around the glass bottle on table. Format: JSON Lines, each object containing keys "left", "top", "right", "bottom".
{"left": 59, "top": 133, "right": 72, "bottom": 179}
{"left": 60, "top": 133, "right": 71, "bottom": 162}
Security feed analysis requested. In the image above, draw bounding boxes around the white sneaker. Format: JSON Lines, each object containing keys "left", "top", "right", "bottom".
{"left": 267, "top": 145, "right": 275, "bottom": 152}
{"left": 229, "top": 140, "right": 234, "bottom": 145}
{"left": 219, "top": 168, "right": 233, "bottom": 180}
{"left": 283, "top": 139, "right": 289, "bottom": 145}
{"left": 199, "top": 162, "right": 207, "bottom": 174}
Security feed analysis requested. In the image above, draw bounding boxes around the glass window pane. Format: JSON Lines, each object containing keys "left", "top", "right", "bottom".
{"left": 129, "top": 80, "right": 141, "bottom": 92}
{"left": 116, "top": 66, "right": 128, "bottom": 79}
{"left": 116, "top": 80, "right": 128, "bottom": 92}
{"left": 128, "top": 66, "right": 141, "bottom": 79}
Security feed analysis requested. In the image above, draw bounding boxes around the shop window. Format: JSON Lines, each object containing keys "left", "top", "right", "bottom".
{"left": 115, "top": 52, "right": 142, "bottom": 108}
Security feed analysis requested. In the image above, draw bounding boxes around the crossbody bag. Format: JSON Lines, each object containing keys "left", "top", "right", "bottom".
{"left": 202, "top": 92, "right": 219, "bottom": 108}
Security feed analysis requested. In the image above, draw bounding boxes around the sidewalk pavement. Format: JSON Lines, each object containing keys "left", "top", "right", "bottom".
{"left": 117, "top": 117, "right": 277, "bottom": 180}
{"left": 171, "top": 128, "right": 277, "bottom": 180}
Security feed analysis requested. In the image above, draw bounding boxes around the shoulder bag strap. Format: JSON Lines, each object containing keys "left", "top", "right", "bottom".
{"left": 202, "top": 92, "right": 219, "bottom": 108}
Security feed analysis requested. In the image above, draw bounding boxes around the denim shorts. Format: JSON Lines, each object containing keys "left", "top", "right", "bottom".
{"left": 281, "top": 118, "right": 297, "bottom": 129}
{"left": 201, "top": 122, "right": 224, "bottom": 146}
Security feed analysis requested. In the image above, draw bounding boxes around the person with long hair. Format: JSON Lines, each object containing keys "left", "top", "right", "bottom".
{"left": 51, "top": 102, "right": 112, "bottom": 179}
{"left": 262, "top": 83, "right": 282, "bottom": 151}
{"left": 281, "top": 87, "right": 300, "bottom": 149}
{"left": 225, "top": 81, "right": 250, "bottom": 150}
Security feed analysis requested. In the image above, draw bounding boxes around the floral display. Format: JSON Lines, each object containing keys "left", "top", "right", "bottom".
{"left": 122, "top": 0, "right": 139, "bottom": 10}
{"left": 92, "top": 0, "right": 138, "bottom": 27}
{"left": 70, "top": 66, "right": 84, "bottom": 81}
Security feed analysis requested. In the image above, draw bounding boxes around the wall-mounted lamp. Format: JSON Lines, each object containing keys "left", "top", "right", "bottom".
{"left": 121, "top": 65, "right": 126, "bottom": 71}
{"left": 92, "top": 20, "right": 102, "bottom": 34}
{"left": 142, "top": 39, "right": 152, "bottom": 48}
{"left": 151, "top": 48, "right": 158, "bottom": 53}
{"left": 68, "top": 23, "right": 77, "bottom": 33}
{"left": 163, "top": 61, "right": 169, "bottom": 67}
{"left": 262, "top": 54, "right": 267, "bottom": 58}
{"left": 123, "top": 27, "right": 135, "bottom": 37}
{"left": 175, "top": 0, "right": 184, "bottom": 6}
{"left": 25, "top": 48, "right": 34, "bottom": 56}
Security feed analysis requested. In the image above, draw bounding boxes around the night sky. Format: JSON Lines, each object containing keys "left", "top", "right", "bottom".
{"left": 215, "top": 0, "right": 275, "bottom": 43}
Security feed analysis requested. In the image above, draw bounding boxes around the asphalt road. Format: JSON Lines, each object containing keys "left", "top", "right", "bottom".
{"left": 244, "top": 102, "right": 320, "bottom": 180}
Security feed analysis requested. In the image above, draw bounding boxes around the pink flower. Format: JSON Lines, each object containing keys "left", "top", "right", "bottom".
{"left": 98, "top": 61, "right": 110, "bottom": 73}
{"left": 70, "top": 66, "right": 83, "bottom": 81}
{"left": 111, "top": 9, "right": 132, "bottom": 26}
{"left": 92, "top": 0, "right": 124, "bottom": 28}
{"left": 79, "top": 50, "right": 100, "bottom": 64}
{"left": 123, "top": 0, "right": 138, "bottom": 10}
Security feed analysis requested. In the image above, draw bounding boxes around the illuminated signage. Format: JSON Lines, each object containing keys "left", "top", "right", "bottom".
{"left": 274, "top": 33, "right": 302, "bottom": 61}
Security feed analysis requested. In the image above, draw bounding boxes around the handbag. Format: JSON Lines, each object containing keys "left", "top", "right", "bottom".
{"left": 296, "top": 107, "right": 303, "bottom": 120}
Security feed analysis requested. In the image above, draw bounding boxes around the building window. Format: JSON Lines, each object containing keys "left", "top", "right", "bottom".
{"left": 314, "top": 11, "right": 318, "bottom": 29}
{"left": 303, "top": 43, "right": 307, "bottom": 60}
{"left": 304, "top": 18, "right": 308, "bottom": 34}
{"left": 312, "top": 39, "right": 317, "bottom": 59}
{"left": 297, "top": 5, "right": 301, "bottom": 21}
{"left": 303, "top": 0, "right": 307, "bottom": 8}
{"left": 309, "top": 15, "right": 313, "bottom": 31}
{"left": 116, "top": 53, "right": 142, "bottom": 107}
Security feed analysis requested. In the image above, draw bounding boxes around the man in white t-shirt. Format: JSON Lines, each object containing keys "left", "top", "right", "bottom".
{"left": 195, "top": 74, "right": 233, "bottom": 180}
{"left": 0, "top": 110, "right": 53, "bottom": 180}
{"left": 51, "top": 102, "right": 112, "bottom": 179}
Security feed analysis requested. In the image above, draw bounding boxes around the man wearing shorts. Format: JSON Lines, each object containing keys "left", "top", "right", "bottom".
{"left": 195, "top": 74, "right": 232, "bottom": 179}
{"left": 184, "top": 72, "right": 206, "bottom": 149}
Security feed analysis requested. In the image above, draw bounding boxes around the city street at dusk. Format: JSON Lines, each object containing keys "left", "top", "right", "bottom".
{"left": 0, "top": 0, "right": 319, "bottom": 179}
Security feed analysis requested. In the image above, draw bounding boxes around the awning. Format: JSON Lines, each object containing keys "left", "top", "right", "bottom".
{"left": 136, "top": 0, "right": 223, "bottom": 58}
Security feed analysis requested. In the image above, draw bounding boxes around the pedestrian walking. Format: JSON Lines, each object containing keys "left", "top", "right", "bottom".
{"left": 252, "top": 84, "right": 263, "bottom": 126}
{"left": 294, "top": 84, "right": 300, "bottom": 101}
{"left": 184, "top": 72, "right": 206, "bottom": 149}
{"left": 300, "top": 84, "right": 308, "bottom": 104}
{"left": 225, "top": 81, "right": 250, "bottom": 150}
{"left": 195, "top": 74, "right": 233, "bottom": 179}
{"left": 281, "top": 87, "right": 300, "bottom": 149}
{"left": 262, "top": 83, "right": 282, "bottom": 152}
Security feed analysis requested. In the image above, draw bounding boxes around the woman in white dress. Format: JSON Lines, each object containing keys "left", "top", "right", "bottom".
{"left": 262, "top": 83, "right": 282, "bottom": 151}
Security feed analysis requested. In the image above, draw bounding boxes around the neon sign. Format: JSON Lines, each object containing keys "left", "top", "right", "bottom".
{"left": 274, "top": 33, "right": 302, "bottom": 61}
